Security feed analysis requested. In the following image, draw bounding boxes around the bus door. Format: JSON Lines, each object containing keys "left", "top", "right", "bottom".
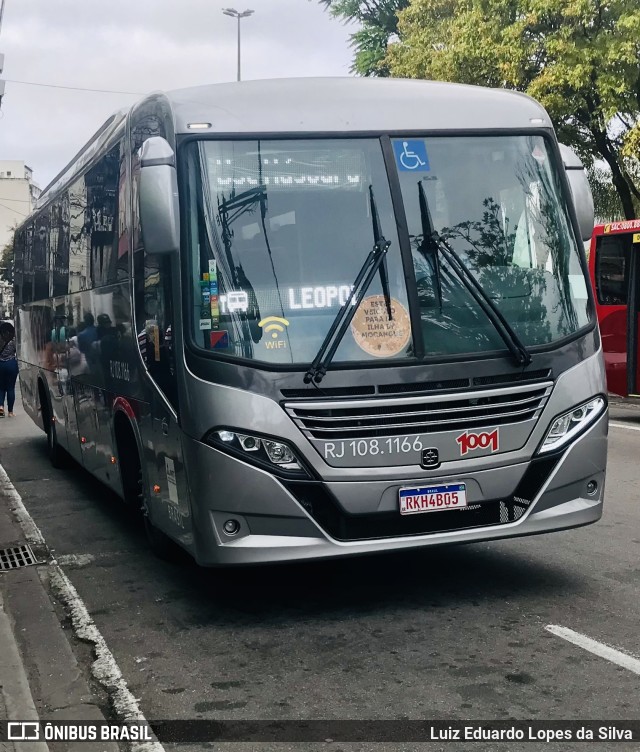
{"left": 134, "top": 251, "right": 190, "bottom": 535}
{"left": 592, "top": 225, "right": 640, "bottom": 396}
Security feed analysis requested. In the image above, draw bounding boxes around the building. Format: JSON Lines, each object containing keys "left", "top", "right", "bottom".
{"left": 0, "top": 161, "right": 41, "bottom": 317}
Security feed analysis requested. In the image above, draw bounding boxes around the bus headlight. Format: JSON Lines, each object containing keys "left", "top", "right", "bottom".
{"left": 205, "top": 429, "right": 309, "bottom": 478}
{"left": 538, "top": 397, "right": 606, "bottom": 453}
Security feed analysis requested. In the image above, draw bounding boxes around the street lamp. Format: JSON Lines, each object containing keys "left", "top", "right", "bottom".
{"left": 222, "top": 8, "right": 254, "bottom": 82}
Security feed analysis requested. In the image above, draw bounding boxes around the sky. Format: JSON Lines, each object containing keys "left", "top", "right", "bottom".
{"left": 0, "top": 0, "right": 356, "bottom": 191}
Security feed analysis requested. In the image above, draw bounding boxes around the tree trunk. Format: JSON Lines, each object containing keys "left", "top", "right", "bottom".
{"left": 593, "top": 130, "right": 637, "bottom": 220}
{"left": 610, "top": 167, "right": 637, "bottom": 220}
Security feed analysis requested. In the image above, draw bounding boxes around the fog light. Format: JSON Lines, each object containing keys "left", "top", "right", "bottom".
{"left": 263, "top": 439, "right": 295, "bottom": 464}
{"left": 586, "top": 480, "right": 598, "bottom": 495}
{"left": 223, "top": 519, "right": 240, "bottom": 535}
{"left": 238, "top": 434, "right": 260, "bottom": 451}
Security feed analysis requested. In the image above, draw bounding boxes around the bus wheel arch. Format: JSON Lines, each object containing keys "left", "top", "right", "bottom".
{"left": 113, "top": 411, "right": 143, "bottom": 509}
{"left": 113, "top": 410, "right": 178, "bottom": 561}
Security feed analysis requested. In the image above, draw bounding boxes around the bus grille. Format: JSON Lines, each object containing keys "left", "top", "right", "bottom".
{"left": 284, "top": 382, "right": 552, "bottom": 440}
{"left": 284, "top": 456, "right": 560, "bottom": 542}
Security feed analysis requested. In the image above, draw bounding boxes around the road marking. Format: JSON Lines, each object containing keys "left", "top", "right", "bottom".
{"left": 0, "top": 463, "right": 165, "bottom": 752}
{"left": 546, "top": 625, "right": 640, "bottom": 676}
{"left": 610, "top": 421, "right": 640, "bottom": 432}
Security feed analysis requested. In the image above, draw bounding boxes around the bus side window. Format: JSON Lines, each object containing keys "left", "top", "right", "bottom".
{"left": 595, "top": 236, "right": 628, "bottom": 306}
{"left": 87, "top": 142, "right": 123, "bottom": 289}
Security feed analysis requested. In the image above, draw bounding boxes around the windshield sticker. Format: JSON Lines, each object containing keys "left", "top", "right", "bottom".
{"left": 259, "top": 316, "right": 289, "bottom": 350}
{"left": 634, "top": 233, "right": 640, "bottom": 244}
{"left": 209, "top": 259, "right": 217, "bottom": 278}
{"left": 393, "top": 140, "right": 431, "bottom": 172}
{"left": 227, "top": 291, "right": 249, "bottom": 313}
{"left": 351, "top": 296, "right": 411, "bottom": 358}
{"left": 199, "top": 319, "right": 212, "bottom": 330}
{"left": 210, "top": 330, "right": 230, "bottom": 349}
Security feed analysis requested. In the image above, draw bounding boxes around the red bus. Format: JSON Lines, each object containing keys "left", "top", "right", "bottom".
{"left": 589, "top": 219, "right": 640, "bottom": 397}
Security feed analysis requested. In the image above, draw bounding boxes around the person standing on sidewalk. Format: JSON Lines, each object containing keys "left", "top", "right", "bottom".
{"left": 0, "top": 321, "right": 19, "bottom": 418}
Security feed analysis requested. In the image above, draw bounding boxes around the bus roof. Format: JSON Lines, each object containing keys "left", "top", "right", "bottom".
{"left": 36, "top": 78, "right": 551, "bottom": 210}
{"left": 166, "top": 77, "right": 550, "bottom": 134}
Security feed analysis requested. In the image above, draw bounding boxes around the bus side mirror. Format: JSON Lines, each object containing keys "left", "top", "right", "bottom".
{"left": 138, "top": 137, "right": 180, "bottom": 255}
{"left": 559, "top": 144, "right": 594, "bottom": 242}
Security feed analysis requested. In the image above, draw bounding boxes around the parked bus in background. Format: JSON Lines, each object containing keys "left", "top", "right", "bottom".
{"left": 588, "top": 219, "right": 640, "bottom": 398}
{"left": 13, "top": 78, "right": 607, "bottom": 566}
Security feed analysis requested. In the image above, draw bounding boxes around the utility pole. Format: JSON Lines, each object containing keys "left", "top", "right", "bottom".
{"left": 222, "top": 8, "right": 254, "bottom": 82}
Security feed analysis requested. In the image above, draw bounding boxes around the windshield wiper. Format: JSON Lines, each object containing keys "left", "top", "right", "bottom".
{"left": 304, "top": 186, "right": 392, "bottom": 384}
{"left": 416, "top": 181, "right": 532, "bottom": 367}
{"left": 417, "top": 181, "right": 443, "bottom": 311}
{"left": 370, "top": 185, "right": 394, "bottom": 322}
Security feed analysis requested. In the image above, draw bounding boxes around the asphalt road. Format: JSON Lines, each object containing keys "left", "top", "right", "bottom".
{"left": 0, "top": 401, "right": 639, "bottom": 751}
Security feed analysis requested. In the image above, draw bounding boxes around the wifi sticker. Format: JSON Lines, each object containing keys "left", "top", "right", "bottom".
{"left": 259, "top": 316, "right": 290, "bottom": 350}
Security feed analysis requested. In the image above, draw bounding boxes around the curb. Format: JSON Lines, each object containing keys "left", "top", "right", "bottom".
{"left": 0, "top": 589, "right": 48, "bottom": 752}
{"left": 0, "top": 460, "right": 161, "bottom": 752}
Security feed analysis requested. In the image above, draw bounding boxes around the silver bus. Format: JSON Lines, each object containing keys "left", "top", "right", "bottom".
{"left": 13, "top": 78, "right": 607, "bottom": 565}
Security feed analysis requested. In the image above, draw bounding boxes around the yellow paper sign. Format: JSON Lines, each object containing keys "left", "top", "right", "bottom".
{"left": 351, "top": 296, "right": 411, "bottom": 358}
{"left": 633, "top": 233, "right": 640, "bottom": 244}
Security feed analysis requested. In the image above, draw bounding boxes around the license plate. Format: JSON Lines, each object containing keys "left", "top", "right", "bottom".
{"left": 399, "top": 483, "right": 467, "bottom": 515}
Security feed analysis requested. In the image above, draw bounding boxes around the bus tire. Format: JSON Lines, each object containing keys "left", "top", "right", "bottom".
{"left": 143, "top": 513, "right": 177, "bottom": 562}
{"left": 115, "top": 420, "right": 178, "bottom": 561}
{"left": 39, "top": 382, "right": 64, "bottom": 469}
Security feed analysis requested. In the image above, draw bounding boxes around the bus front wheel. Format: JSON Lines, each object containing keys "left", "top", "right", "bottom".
{"left": 143, "top": 512, "right": 177, "bottom": 561}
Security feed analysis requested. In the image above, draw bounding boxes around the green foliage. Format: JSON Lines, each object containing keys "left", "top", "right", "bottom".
{"left": 386, "top": 0, "right": 640, "bottom": 219}
{"left": 317, "top": 0, "right": 409, "bottom": 75}
{"left": 588, "top": 162, "right": 640, "bottom": 222}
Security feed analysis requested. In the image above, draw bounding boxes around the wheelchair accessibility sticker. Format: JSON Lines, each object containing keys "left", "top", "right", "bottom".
{"left": 393, "top": 140, "right": 431, "bottom": 171}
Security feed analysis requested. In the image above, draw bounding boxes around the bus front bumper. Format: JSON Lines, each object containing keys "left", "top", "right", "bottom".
{"left": 185, "top": 411, "right": 607, "bottom": 566}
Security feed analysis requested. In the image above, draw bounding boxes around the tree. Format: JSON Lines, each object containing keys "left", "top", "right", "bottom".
{"left": 588, "top": 162, "right": 640, "bottom": 222}
{"left": 386, "top": 0, "right": 640, "bottom": 219}
{"left": 317, "top": 0, "right": 409, "bottom": 76}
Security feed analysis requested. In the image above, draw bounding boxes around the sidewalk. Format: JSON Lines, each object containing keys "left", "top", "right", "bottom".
{"left": 608, "top": 394, "right": 640, "bottom": 422}
{"left": 0, "top": 410, "right": 119, "bottom": 752}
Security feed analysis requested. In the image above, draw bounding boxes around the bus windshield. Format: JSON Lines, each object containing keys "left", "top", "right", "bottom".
{"left": 186, "top": 135, "right": 590, "bottom": 365}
